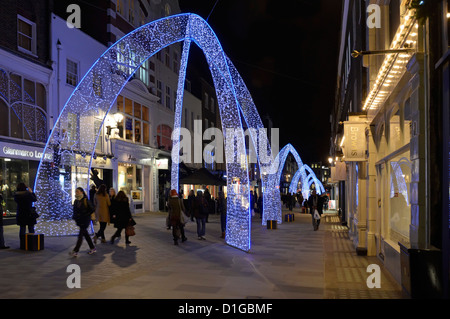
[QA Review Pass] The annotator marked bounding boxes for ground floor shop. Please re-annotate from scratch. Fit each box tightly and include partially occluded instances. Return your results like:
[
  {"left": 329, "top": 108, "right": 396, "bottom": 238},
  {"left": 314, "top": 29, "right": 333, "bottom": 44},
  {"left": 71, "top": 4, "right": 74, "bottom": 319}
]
[{"left": 0, "top": 140, "right": 43, "bottom": 224}]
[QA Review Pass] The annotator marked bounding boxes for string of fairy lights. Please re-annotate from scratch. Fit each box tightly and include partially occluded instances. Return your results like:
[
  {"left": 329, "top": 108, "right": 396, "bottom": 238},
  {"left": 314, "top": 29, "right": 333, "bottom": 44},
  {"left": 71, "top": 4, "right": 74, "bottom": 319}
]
[{"left": 35, "top": 13, "right": 323, "bottom": 252}]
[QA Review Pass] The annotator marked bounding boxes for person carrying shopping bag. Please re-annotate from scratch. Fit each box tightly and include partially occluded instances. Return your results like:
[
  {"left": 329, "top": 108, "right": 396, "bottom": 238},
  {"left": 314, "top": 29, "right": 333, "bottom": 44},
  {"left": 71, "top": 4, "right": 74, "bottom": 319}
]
[{"left": 110, "top": 191, "right": 134, "bottom": 245}]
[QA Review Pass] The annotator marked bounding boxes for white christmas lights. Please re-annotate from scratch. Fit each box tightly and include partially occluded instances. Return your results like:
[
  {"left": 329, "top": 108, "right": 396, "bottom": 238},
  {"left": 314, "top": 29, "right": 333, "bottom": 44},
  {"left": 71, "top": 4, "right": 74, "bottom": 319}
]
[{"left": 35, "top": 14, "right": 265, "bottom": 252}]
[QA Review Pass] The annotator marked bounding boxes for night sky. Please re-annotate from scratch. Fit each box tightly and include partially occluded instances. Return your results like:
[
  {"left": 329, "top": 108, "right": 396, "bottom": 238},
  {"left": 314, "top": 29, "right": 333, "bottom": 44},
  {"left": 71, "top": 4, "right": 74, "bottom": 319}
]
[{"left": 179, "top": 0, "right": 343, "bottom": 165}]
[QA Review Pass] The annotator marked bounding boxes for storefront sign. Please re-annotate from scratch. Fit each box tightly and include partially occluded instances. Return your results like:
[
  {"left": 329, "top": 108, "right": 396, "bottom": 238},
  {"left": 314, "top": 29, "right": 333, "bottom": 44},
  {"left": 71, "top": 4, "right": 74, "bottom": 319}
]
[
  {"left": 156, "top": 158, "right": 168, "bottom": 170},
  {"left": 1, "top": 143, "right": 51, "bottom": 161},
  {"left": 330, "top": 161, "right": 347, "bottom": 181},
  {"left": 343, "top": 122, "right": 367, "bottom": 162}
]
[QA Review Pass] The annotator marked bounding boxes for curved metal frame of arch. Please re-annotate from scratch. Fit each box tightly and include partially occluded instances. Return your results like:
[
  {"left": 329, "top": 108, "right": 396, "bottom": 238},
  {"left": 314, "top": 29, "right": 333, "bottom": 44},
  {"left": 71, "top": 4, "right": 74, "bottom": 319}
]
[{"left": 33, "top": 13, "right": 281, "bottom": 252}]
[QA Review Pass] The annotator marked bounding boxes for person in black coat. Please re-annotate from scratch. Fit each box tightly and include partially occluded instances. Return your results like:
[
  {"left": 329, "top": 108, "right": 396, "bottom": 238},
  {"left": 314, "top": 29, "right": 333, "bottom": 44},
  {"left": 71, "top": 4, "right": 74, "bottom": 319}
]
[
  {"left": 14, "top": 183, "right": 37, "bottom": 249},
  {"left": 0, "top": 193, "right": 9, "bottom": 249},
  {"left": 70, "top": 187, "right": 96, "bottom": 257},
  {"left": 308, "top": 190, "right": 324, "bottom": 231},
  {"left": 193, "top": 191, "right": 208, "bottom": 240},
  {"left": 187, "top": 190, "right": 195, "bottom": 221},
  {"left": 110, "top": 191, "right": 133, "bottom": 245}
]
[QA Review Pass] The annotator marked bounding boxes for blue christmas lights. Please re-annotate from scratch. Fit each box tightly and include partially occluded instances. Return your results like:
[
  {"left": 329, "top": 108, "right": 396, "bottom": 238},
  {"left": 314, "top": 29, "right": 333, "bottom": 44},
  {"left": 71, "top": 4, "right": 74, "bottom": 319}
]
[{"left": 35, "top": 13, "right": 276, "bottom": 252}]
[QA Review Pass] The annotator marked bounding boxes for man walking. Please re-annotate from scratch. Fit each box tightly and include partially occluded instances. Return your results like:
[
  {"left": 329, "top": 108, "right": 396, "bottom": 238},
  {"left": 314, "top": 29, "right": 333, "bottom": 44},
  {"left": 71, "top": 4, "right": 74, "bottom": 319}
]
[{"left": 308, "top": 190, "right": 323, "bottom": 231}]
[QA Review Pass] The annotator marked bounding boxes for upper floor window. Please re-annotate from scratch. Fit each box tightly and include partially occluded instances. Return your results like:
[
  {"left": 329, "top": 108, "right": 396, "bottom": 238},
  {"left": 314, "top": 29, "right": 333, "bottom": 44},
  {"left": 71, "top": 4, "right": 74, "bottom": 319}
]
[
  {"left": 116, "top": 0, "right": 124, "bottom": 16},
  {"left": 0, "top": 68, "right": 47, "bottom": 142},
  {"left": 17, "top": 15, "right": 36, "bottom": 56},
  {"left": 66, "top": 59, "right": 79, "bottom": 87}
]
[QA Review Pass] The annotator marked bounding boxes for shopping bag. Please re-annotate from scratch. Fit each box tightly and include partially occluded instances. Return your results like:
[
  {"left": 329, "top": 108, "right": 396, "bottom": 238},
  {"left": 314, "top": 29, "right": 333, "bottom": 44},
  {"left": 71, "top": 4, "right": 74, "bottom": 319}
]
[
  {"left": 313, "top": 209, "right": 321, "bottom": 220},
  {"left": 125, "top": 226, "right": 136, "bottom": 236}
]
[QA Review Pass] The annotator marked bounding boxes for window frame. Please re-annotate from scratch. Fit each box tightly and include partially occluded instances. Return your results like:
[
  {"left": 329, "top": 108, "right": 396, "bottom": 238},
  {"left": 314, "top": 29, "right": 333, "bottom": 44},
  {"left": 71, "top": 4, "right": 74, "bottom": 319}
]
[
  {"left": 66, "top": 58, "right": 79, "bottom": 87},
  {"left": 17, "top": 15, "right": 37, "bottom": 56}
]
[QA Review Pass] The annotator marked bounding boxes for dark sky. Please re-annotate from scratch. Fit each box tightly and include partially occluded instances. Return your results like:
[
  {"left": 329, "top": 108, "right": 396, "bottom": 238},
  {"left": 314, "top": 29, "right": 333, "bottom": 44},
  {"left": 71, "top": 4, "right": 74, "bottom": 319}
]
[{"left": 179, "top": 0, "right": 343, "bottom": 165}]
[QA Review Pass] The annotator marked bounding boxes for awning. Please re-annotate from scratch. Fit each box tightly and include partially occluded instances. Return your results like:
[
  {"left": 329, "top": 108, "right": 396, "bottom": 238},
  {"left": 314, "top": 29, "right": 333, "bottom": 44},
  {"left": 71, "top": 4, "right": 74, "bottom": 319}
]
[{"left": 179, "top": 167, "right": 226, "bottom": 186}]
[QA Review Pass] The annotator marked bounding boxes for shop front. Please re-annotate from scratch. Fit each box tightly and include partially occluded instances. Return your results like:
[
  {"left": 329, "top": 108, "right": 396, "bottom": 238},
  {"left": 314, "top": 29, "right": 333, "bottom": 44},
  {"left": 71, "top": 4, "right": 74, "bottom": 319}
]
[
  {"left": 0, "top": 141, "right": 46, "bottom": 225},
  {"left": 111, "top": 139, "right": 160, "bottom": 214}
]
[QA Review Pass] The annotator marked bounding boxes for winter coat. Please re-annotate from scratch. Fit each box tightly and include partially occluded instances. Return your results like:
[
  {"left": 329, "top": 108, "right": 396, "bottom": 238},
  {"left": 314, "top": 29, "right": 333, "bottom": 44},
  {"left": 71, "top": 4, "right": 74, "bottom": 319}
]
[
  {"left": 14, "top": 191, "right": 37, "bottom": 226},
  {"left": 168, "top": 196, "right": 186, "bottom": 226},
  {"left": 308, "top": 195, "right": 324, "bottom": 215},
  {"left": 217, "top": 196, "right": 227, "bottom": 215},
  {"left": 94, "top": 193, "right": 111, "bottom": 223},
  {"left": 193, "top": 195, "right": 208, "bottom": 219},
  {"left": 72, "top": 196, "right": 94, "bottom": 228},
  {"left": 110, "top": 197, "right": 132, "bottom": 229},
  {"left": 186, "top": 194, "right": 195, "bottom": 216}
]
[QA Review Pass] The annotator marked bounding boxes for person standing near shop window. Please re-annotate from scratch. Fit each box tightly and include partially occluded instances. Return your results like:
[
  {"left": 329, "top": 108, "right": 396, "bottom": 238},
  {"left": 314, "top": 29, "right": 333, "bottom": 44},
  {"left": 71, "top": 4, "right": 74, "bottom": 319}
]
[
  {"left": 0, "top": 193, "right": 9, "bottom": 249},
  {"left": 14, "top": 183, "right": 37, "bottom": 249},
  {"left": 93, "top": 184, "right": 111, "bottom": 244}
]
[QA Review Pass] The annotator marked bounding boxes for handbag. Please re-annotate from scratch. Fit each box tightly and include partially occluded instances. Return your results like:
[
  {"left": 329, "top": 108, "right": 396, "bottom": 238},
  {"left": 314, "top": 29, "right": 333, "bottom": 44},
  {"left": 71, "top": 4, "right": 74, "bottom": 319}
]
[
  {"left": 125, "top": 225, "right": 135, "bottom": 236},
  {"left": 313, "top": 209, "right": 321, "bottom": 220},
  {"left": 30, "top": 207, "right": 40, "bottom": 219}
]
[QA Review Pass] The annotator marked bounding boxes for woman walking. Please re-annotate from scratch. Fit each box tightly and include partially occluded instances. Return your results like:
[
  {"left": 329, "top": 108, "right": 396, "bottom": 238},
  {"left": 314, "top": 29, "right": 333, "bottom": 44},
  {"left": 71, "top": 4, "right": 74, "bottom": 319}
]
[
  {"left": 14, "top": 183, "right": 37, "bottom": 249},
  {"left": 167, "top": 189, "right": 187, "bottom": 245},
  {"left": 93, "top": 184, "right": 111, "bottom": 243},
  {"left": 110, "top": 191, "right": 133, "bottom": 245},
  {"left": 70, "top": 187, "right": 96, "bottom": 257}
]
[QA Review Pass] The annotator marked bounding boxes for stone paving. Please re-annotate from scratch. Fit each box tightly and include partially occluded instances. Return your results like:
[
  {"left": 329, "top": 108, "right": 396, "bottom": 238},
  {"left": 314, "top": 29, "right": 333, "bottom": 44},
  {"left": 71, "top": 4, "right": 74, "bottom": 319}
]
[{"left": 0, "top": 207, "right": 403, "bottom": 299}]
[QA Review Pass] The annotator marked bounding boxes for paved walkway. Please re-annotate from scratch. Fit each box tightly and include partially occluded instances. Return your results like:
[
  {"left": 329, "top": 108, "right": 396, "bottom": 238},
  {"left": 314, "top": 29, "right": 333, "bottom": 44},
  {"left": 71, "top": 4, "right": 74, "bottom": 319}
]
[{"left": 0, "top": 207, "right": 402, "bottom": 299}]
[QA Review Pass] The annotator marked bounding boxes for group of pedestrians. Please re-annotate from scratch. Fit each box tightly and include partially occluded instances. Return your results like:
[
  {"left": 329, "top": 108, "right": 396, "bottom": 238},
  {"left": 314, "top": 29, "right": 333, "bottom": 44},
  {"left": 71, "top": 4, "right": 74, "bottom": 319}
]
[
  {"left": 167, "top": 189, "right": 228, "bottom": 245},
  {"left": 70, "top": 184, "right": 134, "bottom": 257}
]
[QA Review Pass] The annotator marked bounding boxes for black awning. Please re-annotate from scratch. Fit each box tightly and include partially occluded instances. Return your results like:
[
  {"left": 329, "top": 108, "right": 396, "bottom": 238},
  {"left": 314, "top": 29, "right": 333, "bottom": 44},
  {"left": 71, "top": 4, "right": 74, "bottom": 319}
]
[{"left": 179, "top": 167, "right": 226, "bottom": 186}]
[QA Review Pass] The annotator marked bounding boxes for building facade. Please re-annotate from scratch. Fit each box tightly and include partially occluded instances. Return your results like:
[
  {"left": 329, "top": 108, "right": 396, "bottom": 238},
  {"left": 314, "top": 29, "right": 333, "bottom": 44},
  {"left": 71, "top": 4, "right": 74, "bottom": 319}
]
[
  {"left": 331, "top": 0, "right": 449, "bottom": 297},
  {"left": 0, "top": 0, "right": 53, "bottom": 224}
]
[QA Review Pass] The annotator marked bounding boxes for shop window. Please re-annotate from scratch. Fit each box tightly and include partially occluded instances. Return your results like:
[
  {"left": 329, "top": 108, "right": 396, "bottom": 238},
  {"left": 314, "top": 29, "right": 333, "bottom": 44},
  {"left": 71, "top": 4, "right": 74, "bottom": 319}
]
[
  {"left": 388, "top": 152, "right": 411, "bottom": 246},
  {"left": 0, "top": 158, "right": 30, "bottom": 219},
  {"left": 118, "top": 163, "right": 142, "bottom": 196},
  {"left": 389, "top": 107, "right": 401, "bottom": 151}
]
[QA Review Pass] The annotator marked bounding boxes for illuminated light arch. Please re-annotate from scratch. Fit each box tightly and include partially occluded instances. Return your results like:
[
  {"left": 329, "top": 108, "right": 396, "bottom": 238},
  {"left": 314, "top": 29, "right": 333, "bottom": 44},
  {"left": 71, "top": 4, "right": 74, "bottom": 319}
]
[
  {"left": 34, "top": 13, "right": 269, "bottom": 252},
  {"left": 171, "top": 49, "right": 282, "bottom": 228},
  {"left": 267, "top": 144, "right": 307, "bottom": 224},
  {"left": 289, "top": 164, "right": 325, "bottom": 199}
]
